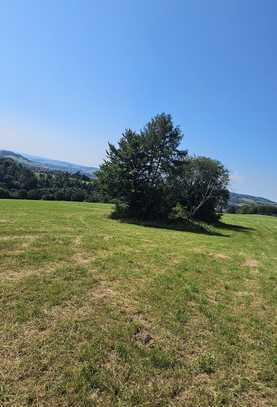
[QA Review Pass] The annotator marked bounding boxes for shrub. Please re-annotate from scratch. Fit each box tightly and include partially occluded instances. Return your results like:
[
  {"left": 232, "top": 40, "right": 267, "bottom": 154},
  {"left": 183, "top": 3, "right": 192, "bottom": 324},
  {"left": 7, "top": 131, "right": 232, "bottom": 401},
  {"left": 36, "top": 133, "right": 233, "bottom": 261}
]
[
  {"left": 111, "top": 200, "right": 130, "bottom": 219},
  {"left": 169, "top": 203, "right": 189, "bottom": 221}
]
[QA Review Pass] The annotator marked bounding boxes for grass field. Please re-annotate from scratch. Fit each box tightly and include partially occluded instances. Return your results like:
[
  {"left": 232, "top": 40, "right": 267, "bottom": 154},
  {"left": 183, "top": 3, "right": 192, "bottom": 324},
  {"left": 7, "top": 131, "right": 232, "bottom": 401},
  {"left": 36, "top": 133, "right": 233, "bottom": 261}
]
[{"left": 0, "top": 200, "right": 276, "bottom": 406}]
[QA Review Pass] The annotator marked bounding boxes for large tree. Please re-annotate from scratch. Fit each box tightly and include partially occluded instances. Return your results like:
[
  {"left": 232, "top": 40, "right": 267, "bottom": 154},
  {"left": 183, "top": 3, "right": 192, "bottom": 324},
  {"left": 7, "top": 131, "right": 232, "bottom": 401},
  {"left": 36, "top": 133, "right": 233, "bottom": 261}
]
[
  {"left": 97, "top": 114, "right": 230, "bottom": 222},
  {"left": 169, "top": 156, "right": 230, "bottom": 221},
  {"left": 97, "top": 114, "right": 186, "bottom": 219}
]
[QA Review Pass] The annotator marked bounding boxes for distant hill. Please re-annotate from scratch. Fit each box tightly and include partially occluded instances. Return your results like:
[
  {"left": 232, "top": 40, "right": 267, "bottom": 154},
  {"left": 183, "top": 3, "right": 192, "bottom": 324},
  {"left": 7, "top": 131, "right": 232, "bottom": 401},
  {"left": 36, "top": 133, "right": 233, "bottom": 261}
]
[
  {"left": 0, "top": 150, "right": 33, "bottom": 165},
  {"left": 0, "top": 150, "right": 97, "bottom": 177},
  {"left": 229, "top": 192, "right": 277, "bottom": 207}
]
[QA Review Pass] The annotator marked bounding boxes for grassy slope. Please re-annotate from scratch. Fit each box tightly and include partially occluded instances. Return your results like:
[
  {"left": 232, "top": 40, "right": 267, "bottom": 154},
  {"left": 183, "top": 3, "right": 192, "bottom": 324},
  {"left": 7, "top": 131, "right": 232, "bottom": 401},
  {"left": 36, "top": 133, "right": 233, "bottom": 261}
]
[{"left": 0, "top": 200, "right": 276, "bottom": 407}]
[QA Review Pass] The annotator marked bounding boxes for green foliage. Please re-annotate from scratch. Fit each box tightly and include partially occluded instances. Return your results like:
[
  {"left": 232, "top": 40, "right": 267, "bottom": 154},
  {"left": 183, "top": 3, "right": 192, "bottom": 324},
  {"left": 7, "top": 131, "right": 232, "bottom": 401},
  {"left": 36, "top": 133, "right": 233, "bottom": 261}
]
[
  {"left": 238, "top": 203, "right": 277, "bottom": 216},
  {"left": 0, "top": 158, "right": 101, "bottom": 202},
  {"left": 111, "top": 200, "right": 130, "bottom": 218},
  {"left": 97, "top": 113, "right": 185, "bottom": 220},
  {"left": 169, "top": 202, "right": 189, "bottom": 221},
  {"left": 198, "top": 352, "right": 217, "bottom": 374},
  {"left": 226, "top": 205, "right": 238, "bottom": 214},
  {"left": 97, "top": 113, "right": 229, "bottom": 222},
  {"left": 227, "top": 203, "right": 277, "bottom": 216},
  {"left": 0, "top": 187, "right": 10, "bottom": 198},
  {"left": 169, "top": 156, "right": 229, "bottom": 222}
]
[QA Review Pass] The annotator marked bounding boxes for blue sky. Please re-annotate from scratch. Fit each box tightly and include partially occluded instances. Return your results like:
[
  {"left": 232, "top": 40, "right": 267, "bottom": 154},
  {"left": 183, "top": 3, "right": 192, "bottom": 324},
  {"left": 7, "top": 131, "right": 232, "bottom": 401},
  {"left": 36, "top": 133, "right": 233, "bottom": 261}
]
[{"left": 0, "top": 0, "right": 276, "bottom": 200}]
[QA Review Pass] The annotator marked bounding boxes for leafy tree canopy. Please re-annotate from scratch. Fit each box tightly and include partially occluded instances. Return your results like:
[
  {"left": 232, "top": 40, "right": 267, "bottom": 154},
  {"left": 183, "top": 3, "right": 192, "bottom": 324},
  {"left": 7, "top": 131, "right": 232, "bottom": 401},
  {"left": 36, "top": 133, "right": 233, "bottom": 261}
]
[
  {"left": 97, "top": 114, "right": 230, "bottom": 222},
  {"left": 0, "top": 158, "right": 101, "bottom": 202}
]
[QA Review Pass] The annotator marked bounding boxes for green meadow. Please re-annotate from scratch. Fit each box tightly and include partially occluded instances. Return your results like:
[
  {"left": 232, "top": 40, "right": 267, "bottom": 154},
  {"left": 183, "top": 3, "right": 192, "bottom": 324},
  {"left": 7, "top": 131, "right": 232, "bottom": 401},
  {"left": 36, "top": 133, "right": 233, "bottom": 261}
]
[{"left": 0, "top": 200, "right": 276, "bottom": 406}]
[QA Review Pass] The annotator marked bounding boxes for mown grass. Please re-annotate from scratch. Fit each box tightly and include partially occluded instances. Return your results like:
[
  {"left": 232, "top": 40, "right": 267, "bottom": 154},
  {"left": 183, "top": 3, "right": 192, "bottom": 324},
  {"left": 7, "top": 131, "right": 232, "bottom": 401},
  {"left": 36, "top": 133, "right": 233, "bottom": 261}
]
[{"left": 0, "top": 200, "right": 276, "bottom": 406}]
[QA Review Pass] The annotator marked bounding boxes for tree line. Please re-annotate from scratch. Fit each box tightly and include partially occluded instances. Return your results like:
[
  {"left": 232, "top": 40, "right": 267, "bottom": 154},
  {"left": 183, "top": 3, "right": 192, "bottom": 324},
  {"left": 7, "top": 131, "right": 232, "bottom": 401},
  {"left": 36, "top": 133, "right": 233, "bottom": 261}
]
[
  {"left": 227, "top": 203, "right": 277, "bottom": 216},
  {"left": 0, "top": 158, "right": 101, "bottom": 202}
]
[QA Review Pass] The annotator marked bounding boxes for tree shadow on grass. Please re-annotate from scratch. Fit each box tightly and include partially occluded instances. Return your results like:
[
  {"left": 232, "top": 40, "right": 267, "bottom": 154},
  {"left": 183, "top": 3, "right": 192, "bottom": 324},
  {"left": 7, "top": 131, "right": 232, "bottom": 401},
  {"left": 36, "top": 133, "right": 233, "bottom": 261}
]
[
  {"left": 114, "top": 217, "right": 226, "bottom": 237},
  {"left": 215, "top": 221, "right": 255, "bottom": 233},
  {"left": 113, "top": 217, "right": 255, "bottom": 238}
]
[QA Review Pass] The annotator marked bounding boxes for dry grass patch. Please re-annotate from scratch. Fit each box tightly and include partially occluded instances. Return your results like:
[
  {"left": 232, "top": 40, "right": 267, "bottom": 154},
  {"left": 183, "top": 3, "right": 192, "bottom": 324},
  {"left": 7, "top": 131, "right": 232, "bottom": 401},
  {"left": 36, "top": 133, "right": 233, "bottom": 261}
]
[
  {"left": 244, "top": 258, "right": 260, "bottom": 269},
  {"left": 209, "top": 252, "right": 230, "bottom": 260}
]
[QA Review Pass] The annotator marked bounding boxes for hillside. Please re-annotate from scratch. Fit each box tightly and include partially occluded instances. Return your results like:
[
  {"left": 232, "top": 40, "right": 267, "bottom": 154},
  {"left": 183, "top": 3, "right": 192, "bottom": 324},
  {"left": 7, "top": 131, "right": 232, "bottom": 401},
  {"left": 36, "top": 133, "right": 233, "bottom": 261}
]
[
  {"left": 0, "top": 157, "right": 99, "bottom": 201},
  {"left": 0, "top": 200, "right": 276, "bottom": 406},
  {"left": 229, "top": 192, "right": 276, "bottom": 207},
  {"left": 0, "top": 150, "right": 33, "bottom": 166},
  {"left": 23, "top": 152, "right": 97, "bottom": 176},
  {"left": 0, "top": 150, "right": 97, "bottom": 176}
]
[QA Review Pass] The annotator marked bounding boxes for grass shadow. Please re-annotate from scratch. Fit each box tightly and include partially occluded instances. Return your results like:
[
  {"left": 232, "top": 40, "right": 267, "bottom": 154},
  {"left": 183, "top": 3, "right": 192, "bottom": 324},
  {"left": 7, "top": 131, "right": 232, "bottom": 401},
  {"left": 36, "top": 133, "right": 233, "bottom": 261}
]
[
  {"left": 113, "top": 217, "right": 228, "bottom": 237},
  {"left": 111, "top": 215, "right": 255, "bottom": 237},
  {"left": 215, "top": 221, "right": 255, "bottom": 233}
]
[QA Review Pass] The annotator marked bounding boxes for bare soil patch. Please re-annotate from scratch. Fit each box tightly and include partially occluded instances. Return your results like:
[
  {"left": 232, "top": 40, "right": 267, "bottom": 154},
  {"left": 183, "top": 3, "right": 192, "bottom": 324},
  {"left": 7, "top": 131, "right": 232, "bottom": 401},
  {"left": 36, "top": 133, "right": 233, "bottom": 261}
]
[{"left": 244, "top": 259, "right": 259, "bottom": 269}]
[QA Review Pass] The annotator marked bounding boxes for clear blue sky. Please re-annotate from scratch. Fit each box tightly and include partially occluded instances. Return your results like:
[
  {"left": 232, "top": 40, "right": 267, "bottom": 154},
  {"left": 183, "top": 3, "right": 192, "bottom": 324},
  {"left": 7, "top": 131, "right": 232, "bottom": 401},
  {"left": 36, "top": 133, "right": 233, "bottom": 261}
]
[{"left": 0, "top": 0, "right": 276, "bottom": 200}]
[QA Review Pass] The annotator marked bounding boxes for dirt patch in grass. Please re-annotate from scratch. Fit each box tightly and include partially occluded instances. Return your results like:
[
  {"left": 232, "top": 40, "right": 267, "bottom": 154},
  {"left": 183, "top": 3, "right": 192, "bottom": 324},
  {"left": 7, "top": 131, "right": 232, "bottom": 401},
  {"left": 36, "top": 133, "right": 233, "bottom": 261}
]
[
  {"left": 244, "top": 259, "right": 259, "bottom": 269},
  {"left": 72, "top": 235, "right": 96, "bottom": 266},
  {"left": 208, "top": 252, "right": 230, "bottom": 261},
  {"left": 72, "top": 252, "right": 94, "bottom": 266},
  {"left": 0, "top": 235, "right": 39, "bottom": 241},
  {"left": 0, "top": 261, "right": 65, "bottom": 282},
  {"left": 191, "top": 247, "right": 206, "bottom": 254},
  {"left": 93, "top": 283, "right": 115, "bottom": 299}
]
